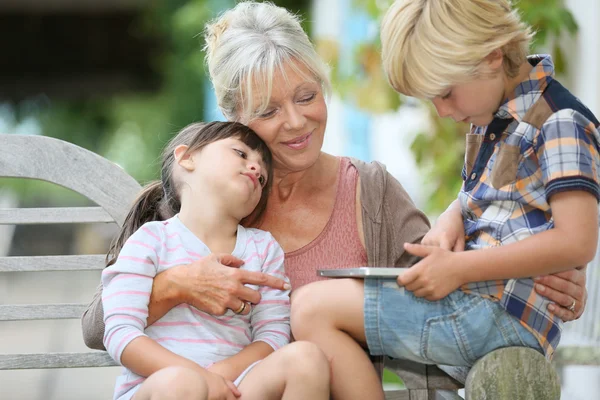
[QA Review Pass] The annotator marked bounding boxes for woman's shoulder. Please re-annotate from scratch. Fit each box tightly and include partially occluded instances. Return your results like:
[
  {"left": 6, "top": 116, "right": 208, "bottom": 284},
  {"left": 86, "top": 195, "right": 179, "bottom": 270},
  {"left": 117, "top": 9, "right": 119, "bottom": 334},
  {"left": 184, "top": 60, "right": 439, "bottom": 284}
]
[{"left": 347, "top": 157, "right": 387, "bottom": 181}]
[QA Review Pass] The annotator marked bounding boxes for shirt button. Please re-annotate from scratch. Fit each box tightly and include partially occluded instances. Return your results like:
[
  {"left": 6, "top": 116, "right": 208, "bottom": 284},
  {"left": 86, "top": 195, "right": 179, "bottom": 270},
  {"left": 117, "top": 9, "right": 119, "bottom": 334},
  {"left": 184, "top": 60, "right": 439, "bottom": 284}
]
[
  {"left": 470, "top": 172, "right": 477, "bottom": 180},
  {"left": 489, "top": 133, "right": 496, "bottom": 140}
]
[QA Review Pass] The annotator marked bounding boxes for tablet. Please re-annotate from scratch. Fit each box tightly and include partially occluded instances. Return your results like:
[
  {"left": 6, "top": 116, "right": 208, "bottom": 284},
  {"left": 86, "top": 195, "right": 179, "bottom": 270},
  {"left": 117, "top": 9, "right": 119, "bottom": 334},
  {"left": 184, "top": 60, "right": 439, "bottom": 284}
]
[{"left": 317, "top": 267, "right": 407, "bottom": 278}]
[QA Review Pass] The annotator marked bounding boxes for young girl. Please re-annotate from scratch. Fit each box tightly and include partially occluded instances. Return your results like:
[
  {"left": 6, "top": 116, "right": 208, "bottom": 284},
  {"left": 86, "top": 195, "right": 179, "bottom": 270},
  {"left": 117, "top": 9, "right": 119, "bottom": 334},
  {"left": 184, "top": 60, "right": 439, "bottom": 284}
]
[{"left": 102, "top": 121, "right": 330, "bottom": 400}]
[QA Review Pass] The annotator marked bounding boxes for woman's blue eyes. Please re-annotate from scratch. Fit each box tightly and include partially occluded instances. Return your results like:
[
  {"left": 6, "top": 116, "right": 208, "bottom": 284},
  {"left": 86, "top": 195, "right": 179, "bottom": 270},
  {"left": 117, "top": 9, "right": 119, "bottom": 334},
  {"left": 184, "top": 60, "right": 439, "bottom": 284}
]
[
  {"left": 300, "top": 93, "right": 316, "bottom": 102},
  {"left": 258, "top": 92, "right": 317, "bottom": 119}
]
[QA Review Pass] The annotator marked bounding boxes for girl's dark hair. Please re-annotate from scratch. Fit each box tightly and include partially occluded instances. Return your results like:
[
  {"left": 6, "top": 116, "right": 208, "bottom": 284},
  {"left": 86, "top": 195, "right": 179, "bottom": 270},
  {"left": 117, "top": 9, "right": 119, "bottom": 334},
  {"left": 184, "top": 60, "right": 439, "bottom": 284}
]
[{"left": 106, "top": 121, "right": 273, "bottom": 267}]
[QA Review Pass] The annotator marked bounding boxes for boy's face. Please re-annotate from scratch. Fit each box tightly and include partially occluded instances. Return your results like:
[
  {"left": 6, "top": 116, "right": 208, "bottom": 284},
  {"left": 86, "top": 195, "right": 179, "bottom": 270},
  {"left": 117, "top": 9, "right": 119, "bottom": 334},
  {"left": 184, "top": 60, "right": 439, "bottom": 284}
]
[
  {"left": 430, "top": 54, "right": 506, "bottom": 127},
  {"left": 431, "top": 73, "right": 505, "bottom": 127}
]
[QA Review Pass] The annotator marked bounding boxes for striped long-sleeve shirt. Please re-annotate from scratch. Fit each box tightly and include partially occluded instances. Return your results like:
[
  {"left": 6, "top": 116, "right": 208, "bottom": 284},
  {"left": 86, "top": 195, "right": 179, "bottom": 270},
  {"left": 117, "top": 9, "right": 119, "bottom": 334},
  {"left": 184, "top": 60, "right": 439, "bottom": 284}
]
[{"left": 102, "top": 215, "right": 290, "bottom": 400}]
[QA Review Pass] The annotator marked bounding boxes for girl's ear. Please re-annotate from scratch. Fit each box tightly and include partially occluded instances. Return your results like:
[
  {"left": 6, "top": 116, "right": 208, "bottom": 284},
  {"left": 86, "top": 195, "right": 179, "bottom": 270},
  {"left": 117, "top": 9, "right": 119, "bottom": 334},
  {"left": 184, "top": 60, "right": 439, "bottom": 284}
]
[{"left": 174, "top": 145, "right": 195, "bottom": 171}]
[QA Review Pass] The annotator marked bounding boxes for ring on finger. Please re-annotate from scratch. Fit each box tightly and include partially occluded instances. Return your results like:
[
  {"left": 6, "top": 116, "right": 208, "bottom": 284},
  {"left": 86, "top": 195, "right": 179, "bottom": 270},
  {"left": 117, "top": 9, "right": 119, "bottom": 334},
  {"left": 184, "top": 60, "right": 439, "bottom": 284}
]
[
  {"left": 568, "top": 300, "right": 576, "bottom": 312},
  {"left": 234, "top": 302, "right": 247, "bottom": 314}
]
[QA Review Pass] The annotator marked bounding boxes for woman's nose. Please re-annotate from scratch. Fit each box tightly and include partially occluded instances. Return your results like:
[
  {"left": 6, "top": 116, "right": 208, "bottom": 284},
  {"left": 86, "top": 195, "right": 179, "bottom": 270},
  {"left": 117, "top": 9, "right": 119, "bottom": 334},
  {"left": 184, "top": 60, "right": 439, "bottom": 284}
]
[{"left": 283, "top": 105, "right": 307, "bottom": 131}]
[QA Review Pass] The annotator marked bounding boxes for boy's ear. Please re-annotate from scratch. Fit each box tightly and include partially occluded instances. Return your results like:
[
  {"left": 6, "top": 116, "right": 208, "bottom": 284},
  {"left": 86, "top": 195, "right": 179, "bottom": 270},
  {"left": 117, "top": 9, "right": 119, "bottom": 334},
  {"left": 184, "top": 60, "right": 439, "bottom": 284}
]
[
  {"left": 174, "top": 145, "right": 195, "bottom": 171},
  {"left": 485, "top": 49, "right": 504, "bottom": 71}
]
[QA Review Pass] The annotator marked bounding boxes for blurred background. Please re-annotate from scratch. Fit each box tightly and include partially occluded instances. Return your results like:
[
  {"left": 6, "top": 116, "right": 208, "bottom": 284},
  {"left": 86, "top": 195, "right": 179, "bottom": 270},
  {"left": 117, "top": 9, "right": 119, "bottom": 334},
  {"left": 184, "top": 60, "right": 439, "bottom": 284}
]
[{"left": 0, "top": 0, "right": 598, "bottom": 399}]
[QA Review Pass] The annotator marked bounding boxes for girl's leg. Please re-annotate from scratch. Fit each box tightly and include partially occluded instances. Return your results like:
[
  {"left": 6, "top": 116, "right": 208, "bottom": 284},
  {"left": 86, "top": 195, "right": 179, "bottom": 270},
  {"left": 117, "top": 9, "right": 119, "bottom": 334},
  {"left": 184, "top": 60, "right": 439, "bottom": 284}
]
[
  {"left": 290, "top": 279, "right": 384, "bottom": 400},
  {"left": 236, "top": 341, "right": 330, "bottom": 400},
  {"left": 132, "top": 366, "right": 208, "bottom": 400}
]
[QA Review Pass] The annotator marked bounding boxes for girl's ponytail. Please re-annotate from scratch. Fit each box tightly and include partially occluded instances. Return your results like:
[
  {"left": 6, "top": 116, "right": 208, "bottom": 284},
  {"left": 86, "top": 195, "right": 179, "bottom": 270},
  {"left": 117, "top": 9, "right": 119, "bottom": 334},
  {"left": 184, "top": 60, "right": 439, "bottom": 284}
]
[{"left": 106, "top": 181, "right": 178, "bottom": 267}]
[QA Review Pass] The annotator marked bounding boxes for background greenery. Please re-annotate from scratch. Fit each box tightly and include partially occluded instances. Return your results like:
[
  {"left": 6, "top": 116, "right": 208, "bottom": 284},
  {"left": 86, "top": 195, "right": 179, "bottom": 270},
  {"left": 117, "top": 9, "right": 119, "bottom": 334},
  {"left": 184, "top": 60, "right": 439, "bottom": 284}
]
[
  {"left": 342, "top": 0, "right": 578, "bottom": 214},
  {"left": 3, "top": 0, "right": 578, "bottom": 212}
]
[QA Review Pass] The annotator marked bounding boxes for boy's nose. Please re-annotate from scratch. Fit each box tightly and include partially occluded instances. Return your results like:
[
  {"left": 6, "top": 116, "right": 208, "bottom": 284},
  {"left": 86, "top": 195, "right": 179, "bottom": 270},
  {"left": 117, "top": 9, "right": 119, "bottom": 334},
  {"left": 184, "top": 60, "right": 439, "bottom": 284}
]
[{"left": 432, "top": 98, "right": 452, "bottom": 118}]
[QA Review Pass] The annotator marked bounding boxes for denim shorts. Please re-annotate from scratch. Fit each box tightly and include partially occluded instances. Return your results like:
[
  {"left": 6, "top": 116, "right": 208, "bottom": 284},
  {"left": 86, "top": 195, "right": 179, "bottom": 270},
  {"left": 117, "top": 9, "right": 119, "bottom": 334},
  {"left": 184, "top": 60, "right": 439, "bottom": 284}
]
[{"left": 364, "top": 278, "right": 543, "bottom": 367}]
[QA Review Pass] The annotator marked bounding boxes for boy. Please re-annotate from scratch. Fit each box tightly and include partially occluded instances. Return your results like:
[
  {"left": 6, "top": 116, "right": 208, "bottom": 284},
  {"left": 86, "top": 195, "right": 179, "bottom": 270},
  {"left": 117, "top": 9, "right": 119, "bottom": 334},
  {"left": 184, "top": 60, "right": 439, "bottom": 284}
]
[{"left": 289, "top": 1, "right": 600, "bottom": 399}]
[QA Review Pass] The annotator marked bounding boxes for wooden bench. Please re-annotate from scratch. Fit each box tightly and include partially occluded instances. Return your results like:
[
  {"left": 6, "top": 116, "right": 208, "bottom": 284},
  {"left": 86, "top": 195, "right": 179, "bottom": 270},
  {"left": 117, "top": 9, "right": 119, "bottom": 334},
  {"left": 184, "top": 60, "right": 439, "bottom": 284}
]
[{"left": 0, "top": 134, "right": 561, "bottom": 399}]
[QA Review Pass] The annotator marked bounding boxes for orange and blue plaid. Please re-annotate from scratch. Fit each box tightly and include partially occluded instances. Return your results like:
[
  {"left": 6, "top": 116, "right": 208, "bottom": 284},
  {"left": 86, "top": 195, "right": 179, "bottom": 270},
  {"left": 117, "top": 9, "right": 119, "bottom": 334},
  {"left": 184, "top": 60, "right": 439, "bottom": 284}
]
[{"left": 458, "top": 55, "right": 600, "bottom": 358}]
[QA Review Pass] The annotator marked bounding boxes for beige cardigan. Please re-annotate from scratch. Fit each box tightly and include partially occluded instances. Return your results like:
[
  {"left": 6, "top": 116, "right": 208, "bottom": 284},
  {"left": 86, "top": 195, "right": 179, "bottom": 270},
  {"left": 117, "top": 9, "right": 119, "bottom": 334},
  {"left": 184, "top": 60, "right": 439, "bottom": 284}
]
[{"left": 81, "top": 157, "right": 431, "bottom": 350}]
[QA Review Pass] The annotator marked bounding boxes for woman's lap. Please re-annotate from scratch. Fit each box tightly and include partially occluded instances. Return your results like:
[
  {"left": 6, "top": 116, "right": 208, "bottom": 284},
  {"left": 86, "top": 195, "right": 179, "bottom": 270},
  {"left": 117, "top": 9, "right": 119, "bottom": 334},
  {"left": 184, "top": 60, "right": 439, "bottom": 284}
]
[{"left": 364, "top": 278, "right": 542, "bottom": 367}]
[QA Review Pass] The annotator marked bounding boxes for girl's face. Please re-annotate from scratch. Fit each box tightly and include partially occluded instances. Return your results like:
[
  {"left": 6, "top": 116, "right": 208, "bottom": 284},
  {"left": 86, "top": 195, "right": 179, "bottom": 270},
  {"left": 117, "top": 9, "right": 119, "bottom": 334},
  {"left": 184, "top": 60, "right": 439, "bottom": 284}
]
[
  {"left": 245, "top": 62, "right": 328, "bottom": 174},
  {"left": 177, "top": 137, "right": 268, "bottom": 218}
]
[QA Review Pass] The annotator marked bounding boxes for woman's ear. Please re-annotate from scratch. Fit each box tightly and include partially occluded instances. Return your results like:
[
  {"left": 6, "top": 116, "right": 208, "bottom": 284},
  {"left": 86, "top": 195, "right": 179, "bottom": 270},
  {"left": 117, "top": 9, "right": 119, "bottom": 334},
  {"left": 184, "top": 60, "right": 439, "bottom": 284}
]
[{"left": 174, "top": 145, "right": 195, "bottom": 171}]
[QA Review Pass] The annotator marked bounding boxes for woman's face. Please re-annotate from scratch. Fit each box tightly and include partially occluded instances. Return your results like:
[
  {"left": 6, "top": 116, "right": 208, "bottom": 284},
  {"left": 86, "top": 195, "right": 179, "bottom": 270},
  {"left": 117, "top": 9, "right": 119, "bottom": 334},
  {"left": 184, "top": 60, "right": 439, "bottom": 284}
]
[{"left": 245, "top": 62, "right": 328, "bottom": 174}]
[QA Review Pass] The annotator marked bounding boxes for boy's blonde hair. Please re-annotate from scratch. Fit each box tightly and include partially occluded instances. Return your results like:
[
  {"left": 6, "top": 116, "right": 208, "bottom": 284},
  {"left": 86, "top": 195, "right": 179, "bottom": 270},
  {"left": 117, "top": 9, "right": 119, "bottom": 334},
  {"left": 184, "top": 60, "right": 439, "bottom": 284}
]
[
  {"left": 381, "top": 0, "right": 533, "bottom": 99},
  {"left": 204, "top": 1, "right": 331, "bottom": 122}
]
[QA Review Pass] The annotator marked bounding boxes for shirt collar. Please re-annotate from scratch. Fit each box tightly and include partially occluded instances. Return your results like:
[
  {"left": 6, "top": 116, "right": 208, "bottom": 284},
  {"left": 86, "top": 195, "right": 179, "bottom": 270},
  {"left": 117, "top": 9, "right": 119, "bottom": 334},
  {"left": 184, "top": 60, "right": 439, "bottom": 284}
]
[{"left": 495, "top": 54, "right": 555, "bottom": 121}]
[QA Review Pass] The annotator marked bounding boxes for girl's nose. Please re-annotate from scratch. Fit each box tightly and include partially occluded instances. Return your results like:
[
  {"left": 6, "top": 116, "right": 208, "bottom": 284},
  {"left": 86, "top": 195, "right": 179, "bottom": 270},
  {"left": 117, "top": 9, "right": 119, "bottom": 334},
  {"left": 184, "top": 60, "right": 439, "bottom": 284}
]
[{"left": 249, "top": 163, "right": 261, "bottom": 176}]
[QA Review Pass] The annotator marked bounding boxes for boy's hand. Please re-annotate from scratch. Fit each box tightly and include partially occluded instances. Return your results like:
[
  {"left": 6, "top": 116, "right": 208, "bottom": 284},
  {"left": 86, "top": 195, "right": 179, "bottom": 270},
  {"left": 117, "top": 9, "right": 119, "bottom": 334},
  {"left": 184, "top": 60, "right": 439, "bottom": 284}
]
[
  {"left": 421, "top": 201, "right": 465, "bottom": 251},
  {"left": 399, "top": 243, "right": 464, "bottom": 300}
]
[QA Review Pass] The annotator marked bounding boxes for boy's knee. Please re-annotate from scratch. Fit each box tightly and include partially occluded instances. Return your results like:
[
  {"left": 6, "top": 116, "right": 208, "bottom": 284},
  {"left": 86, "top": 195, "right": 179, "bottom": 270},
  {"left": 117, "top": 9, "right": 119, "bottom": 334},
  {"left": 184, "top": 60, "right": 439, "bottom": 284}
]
[
  {"left": 149, "top": 366, "right": 208, "bottom": 400},
  {"left": 280, "top": 341, "right": 331, "bottom": 380},
  {"left": 290, "top": 284, "right": 324, "bottom": 335}
]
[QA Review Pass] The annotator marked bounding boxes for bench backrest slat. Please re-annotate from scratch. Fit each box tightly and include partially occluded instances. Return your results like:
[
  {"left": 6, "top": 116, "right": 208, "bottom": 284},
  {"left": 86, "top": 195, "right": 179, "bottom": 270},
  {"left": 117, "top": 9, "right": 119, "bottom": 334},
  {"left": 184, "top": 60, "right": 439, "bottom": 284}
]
[
  {"left": 0, "top": 352, "right": 117, "bottom": 370},
  {"left": 0, "top": 135, "right": 140, "bottom": 226},
  {"left": 0, "top": 207, "right": 115, "bottom": 224},
  {"left": 0, "top": 134, "right": 141, "bottom": 372},
  {"left": 0, "top": 304, "right": 89, "bottom": 321},
  {"left": 0, "top": 255, "right": 106, "bottom": 272}
]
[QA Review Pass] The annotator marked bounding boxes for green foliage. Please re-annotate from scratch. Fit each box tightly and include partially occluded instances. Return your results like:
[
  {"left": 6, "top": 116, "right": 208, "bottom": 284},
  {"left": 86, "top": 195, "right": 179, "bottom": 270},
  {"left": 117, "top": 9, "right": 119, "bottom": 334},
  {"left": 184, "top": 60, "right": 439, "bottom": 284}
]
[
  {"left": 3, "top": 0, "right": 309, "bottom": 204},
  {"left": 346, "top": 0, "right": 578, "bottom": 214}
]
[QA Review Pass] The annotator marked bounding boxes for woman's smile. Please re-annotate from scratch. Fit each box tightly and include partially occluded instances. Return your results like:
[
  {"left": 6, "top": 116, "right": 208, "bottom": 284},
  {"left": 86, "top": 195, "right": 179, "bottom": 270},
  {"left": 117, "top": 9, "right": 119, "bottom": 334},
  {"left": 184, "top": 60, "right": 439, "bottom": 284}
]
[{"left": 281, "top": 131, "right": 313, "bottom": 150}]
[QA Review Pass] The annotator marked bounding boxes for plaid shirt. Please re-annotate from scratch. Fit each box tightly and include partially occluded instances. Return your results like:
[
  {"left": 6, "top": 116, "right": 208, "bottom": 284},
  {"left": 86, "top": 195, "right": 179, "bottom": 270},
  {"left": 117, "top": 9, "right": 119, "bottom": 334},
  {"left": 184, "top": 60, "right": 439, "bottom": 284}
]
[{"left": 458, "top": 55, "right": 600, "bottom": 358}]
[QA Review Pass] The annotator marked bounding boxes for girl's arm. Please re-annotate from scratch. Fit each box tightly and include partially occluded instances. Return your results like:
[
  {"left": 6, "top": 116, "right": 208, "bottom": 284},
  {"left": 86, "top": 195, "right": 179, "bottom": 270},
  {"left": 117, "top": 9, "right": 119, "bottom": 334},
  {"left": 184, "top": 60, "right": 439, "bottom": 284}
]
[
  {"left": 121, "top": 335, "right": 209, "bottom": 377},
  {"left": 207, "top": 341, "right": 275, "bottom": 382},
  {"left": 401, "top": 190, "right": 598, "bottom": 300}
]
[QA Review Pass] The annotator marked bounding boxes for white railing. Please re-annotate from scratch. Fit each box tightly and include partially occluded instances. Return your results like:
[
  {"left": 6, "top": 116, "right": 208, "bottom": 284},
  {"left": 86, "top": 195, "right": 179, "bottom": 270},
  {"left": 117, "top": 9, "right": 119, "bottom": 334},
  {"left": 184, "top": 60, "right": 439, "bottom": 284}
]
[{"left": 561, "top": 244, "right": 600, "bottom": 347}]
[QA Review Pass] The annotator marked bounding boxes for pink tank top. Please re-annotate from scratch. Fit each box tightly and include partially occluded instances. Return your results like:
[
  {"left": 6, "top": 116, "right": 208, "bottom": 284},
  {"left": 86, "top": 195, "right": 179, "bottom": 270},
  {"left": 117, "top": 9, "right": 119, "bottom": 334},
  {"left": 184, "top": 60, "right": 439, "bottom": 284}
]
[{"left": 284, "top": 157, "right": 368, "bottom": 289}]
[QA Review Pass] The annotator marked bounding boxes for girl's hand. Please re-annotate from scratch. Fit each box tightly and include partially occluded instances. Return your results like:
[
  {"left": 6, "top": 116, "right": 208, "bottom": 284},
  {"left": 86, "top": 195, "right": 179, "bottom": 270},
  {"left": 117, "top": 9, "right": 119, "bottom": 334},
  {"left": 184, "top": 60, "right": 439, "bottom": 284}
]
[
  {"left": 421, "top": 201, "right": 465, "bottom": 251},
  {"left": 207, "top": 361, "right": 238, "bottom": 382},
  {"left": 534, "top": 265, "right": 588, "bottom": 321},
  {"left": 398, "top": 243, "right": 464, "bottom": 300},
  {"left": 203, "top": 370, "right": 241, "bottom": 400}
]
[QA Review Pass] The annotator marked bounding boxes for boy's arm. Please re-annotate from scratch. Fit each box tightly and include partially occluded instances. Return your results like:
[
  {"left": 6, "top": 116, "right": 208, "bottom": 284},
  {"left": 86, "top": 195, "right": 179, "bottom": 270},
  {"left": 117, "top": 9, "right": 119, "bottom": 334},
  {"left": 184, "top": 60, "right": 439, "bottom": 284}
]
[
  {"left": 456, "top": 190, "right": 597, "bottom": 281},
  {"left": 421, "top": 199, "right": 465, "bottom": 251},
  {"left": 401, "top": 190, "right": 597, "bottom": 300},
  {"left": 209, "top": 234, "right": 290, "bottom": 382}
]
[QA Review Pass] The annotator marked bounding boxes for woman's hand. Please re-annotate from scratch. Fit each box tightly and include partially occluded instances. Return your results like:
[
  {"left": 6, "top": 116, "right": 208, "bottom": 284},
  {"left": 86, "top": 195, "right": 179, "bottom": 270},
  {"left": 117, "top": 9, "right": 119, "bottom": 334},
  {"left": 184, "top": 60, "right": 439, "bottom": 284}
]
[
  {"left": 534, "top": 265, "right": 588, "bottom": 321},
  {"left": 147, "top": 253, "right": 290, "bottom": 324},
  {"left": 421, "top": 200, "right": 465, "bottom": 251}
]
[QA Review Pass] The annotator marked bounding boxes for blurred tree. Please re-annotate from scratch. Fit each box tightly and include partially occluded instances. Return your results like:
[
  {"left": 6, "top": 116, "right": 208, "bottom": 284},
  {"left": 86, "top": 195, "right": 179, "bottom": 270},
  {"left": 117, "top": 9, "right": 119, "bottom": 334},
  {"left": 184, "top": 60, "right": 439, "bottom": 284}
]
[
  {"left": 2, "top": 0, "right": 309, "bottom": 204},
  {"left": 344, "top": 0, "right": 578, "bottom": 214}
]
